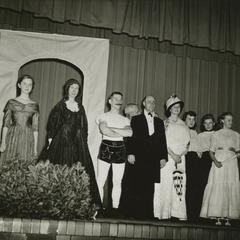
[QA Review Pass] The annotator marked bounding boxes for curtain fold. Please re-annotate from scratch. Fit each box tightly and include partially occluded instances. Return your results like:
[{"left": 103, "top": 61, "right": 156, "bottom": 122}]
[
  {"left": 0, "top": 6, "right": 240, "bottom": 131},
  {"left": 105, "top": 45, "right": 240, "bottom": 130},
  {"left": 1, "top": 8, "right": 240, "bottom": 65},
  {"left": 1, "top": 0, "right": 240, "bottom": 54}
]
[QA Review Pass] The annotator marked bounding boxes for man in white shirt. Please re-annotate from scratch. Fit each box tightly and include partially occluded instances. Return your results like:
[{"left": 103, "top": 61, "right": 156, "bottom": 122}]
[{"left": 96, "top": 92, "right": 132, "bottom": 217}]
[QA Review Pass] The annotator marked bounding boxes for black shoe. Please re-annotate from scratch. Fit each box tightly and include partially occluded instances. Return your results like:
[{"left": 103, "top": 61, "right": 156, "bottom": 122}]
[
  {"left": 96, "top": 208, "right": 106, "bottom": 218},
  {"left": 187, "top": 218, "right": 199, "bottom": 224},
  {"left": 109, "top": 208, "right": 125, "bottom": 219}
]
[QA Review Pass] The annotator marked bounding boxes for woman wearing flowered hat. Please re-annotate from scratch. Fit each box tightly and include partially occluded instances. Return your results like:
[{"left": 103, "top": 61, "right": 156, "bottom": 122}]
[{"left": 154, "top": 94, "right": 190, "bottom": 220}]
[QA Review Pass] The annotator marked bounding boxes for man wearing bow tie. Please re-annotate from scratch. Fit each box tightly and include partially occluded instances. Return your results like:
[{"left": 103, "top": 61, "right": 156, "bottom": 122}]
[{"left": 126, "top": 95, "right": 168, "bottom": 220}]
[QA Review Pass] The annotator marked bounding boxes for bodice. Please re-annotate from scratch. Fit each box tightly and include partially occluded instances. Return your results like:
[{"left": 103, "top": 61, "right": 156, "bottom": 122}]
[{"left": 3, "top": 99, "right": 39, "bottom": 130}]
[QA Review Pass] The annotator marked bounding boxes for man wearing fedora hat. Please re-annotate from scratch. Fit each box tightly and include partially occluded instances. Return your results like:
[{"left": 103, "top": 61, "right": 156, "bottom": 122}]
[{"left": 126, "top": 95, "right": 168, "bottom": 220}]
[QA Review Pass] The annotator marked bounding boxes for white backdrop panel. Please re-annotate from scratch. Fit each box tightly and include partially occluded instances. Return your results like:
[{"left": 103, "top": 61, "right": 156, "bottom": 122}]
[{"left": 0, "top": 29, "right": 109, "bottom": 171}]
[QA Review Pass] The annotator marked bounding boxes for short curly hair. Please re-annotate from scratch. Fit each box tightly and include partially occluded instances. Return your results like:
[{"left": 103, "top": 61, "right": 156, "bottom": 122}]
[
  {"left": 182, "top": 111, "right": 197, "bottom": 129},
  {"left": 200, "top": 113, "right": 215, "bottom": 132}
]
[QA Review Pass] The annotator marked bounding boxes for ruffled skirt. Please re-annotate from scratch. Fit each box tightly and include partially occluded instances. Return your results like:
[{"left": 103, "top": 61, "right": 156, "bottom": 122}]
[{"left": 200, "top": 152, "right": 240, "bottom": 219}]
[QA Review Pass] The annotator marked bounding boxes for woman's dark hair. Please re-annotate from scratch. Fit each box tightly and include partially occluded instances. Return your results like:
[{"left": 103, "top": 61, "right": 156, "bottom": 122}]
[
  {"left": 215, "top": 112, "right": 233, "bottom": 130},
  {"left": 63, "top": 78, "right": 82, "bottom": 103},
  {"left": 16, "top": 74, "right": 35, "bottom": 96},
  {"left": 182, "top": 111, "right": 197, "bottom": 129},
  {"left": 200, "top": 113, "right": 215, "bottom": 132},
  {"left": 106, "top": 91, "right": 123, "bottom": 110}
]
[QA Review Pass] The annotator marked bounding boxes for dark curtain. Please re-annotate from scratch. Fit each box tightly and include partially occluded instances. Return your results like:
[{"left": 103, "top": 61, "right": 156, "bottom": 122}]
[
  {"left": 106, "top": 44, "right": 240, "bottom": 130},
  {"left": 0, "top": 5, "right": 240, "bottom": 132},
  {"left": 1, "top": 0, "right": 240, "bottom": 55},
  {"left": 0, "top": 7, "right": 240, "bottom": 63}
]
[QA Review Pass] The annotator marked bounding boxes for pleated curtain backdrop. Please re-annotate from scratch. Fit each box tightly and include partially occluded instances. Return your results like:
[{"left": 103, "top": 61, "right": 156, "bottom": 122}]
[
  {"left": 0, "top": 4, "right": 240, "bottom": 131},
  {"left": 1, "top": 0, "right": 240, "bottom": 54},
  {"left": 106, "top": 44, "right": 240, "bottom": 129}
]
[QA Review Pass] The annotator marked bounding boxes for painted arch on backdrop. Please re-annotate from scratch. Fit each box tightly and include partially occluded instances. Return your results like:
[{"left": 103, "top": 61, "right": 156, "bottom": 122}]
[{"left": 0, "top": 29, "right": 109, "bottom": 170}]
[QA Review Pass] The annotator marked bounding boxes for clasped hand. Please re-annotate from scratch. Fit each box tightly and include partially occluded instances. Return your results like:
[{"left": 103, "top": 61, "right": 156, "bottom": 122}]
[
  {"left": 172, "top": 153, "right": 181, "bottom": 163},
  {"left": 127, "top": 154, "right": 135, "bottom": 164},
  {"left": 160, "top": 159, "right": 167, "bottom": 168},
  {"left": 213, "top": 160, "right": 222, "bottom": 168}
]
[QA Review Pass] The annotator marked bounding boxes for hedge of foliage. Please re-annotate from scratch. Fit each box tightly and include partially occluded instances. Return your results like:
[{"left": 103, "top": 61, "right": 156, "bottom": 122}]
[{"left": 0, "top": 158, "right": 95, "bottom": 220}]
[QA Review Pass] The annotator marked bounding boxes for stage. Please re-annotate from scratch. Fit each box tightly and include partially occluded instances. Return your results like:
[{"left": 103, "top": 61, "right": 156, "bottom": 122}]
[{"left": 0, "top": 217, "right": 239, "bottom": 240}]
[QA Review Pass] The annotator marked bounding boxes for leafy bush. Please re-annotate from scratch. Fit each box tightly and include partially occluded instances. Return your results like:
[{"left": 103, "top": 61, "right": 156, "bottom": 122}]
[{"left": 0, "top": 158, "right": 95, "bottom": 219}]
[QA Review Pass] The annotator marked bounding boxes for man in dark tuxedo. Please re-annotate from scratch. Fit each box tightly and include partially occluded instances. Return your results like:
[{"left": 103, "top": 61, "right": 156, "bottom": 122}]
[{"left": 126, "top": 95, "right": 168, "bottom": 220}]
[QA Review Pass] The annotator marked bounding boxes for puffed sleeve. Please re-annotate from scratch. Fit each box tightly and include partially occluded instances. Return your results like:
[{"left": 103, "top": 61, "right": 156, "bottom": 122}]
[
  {"left": 210, "top": 132, "right": 217, "bottom": 152},
  {"left": 47, "top": 102, "right": 63, "bottom": 139},
  {"left": 32, "top": 104, "right": 40, "bottom": 132},
  {"left": 3, "top": 101, "right": 12, "bottom": 128}
]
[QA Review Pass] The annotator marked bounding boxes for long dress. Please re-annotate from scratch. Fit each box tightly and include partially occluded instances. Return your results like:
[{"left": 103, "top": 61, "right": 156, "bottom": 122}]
[
  {"left": 200, "top": 129, "right": 240, "bottom": 219},
  {"left": 197, "top": 131, "right": 214, "bottom": 217},
  {"left": 154, "top": 118, "right": 190, "bottom": 219},
  {"left": 38, "top": 100, "right": 101, "bottom": 207},
  {"left": 0, "top": 99, "right": 39, "bottom": 164}
]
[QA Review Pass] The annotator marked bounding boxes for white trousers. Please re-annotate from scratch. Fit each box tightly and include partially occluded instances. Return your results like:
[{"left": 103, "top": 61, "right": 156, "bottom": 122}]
[{"left": 97, "top": 159, "right": 125, "bottom": 208}]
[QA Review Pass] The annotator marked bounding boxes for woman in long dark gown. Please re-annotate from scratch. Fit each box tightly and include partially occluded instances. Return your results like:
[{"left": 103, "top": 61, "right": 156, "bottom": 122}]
[{"left": 39, "top": 78, "right": 101, "bottom": 209}]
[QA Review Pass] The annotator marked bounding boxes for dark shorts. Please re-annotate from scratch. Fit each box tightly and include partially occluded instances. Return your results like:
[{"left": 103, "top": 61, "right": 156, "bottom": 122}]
[{"left": 98, "top": 140, "right": 126, "bottom": 164}]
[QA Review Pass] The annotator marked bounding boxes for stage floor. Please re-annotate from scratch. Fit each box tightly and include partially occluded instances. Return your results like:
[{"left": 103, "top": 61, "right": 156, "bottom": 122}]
[
  {"left": 94, "top": 217, "right": 240, "bottom": 239},
  {"left": 0, "top": 216, "right": 239, "bottom": 240}
]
